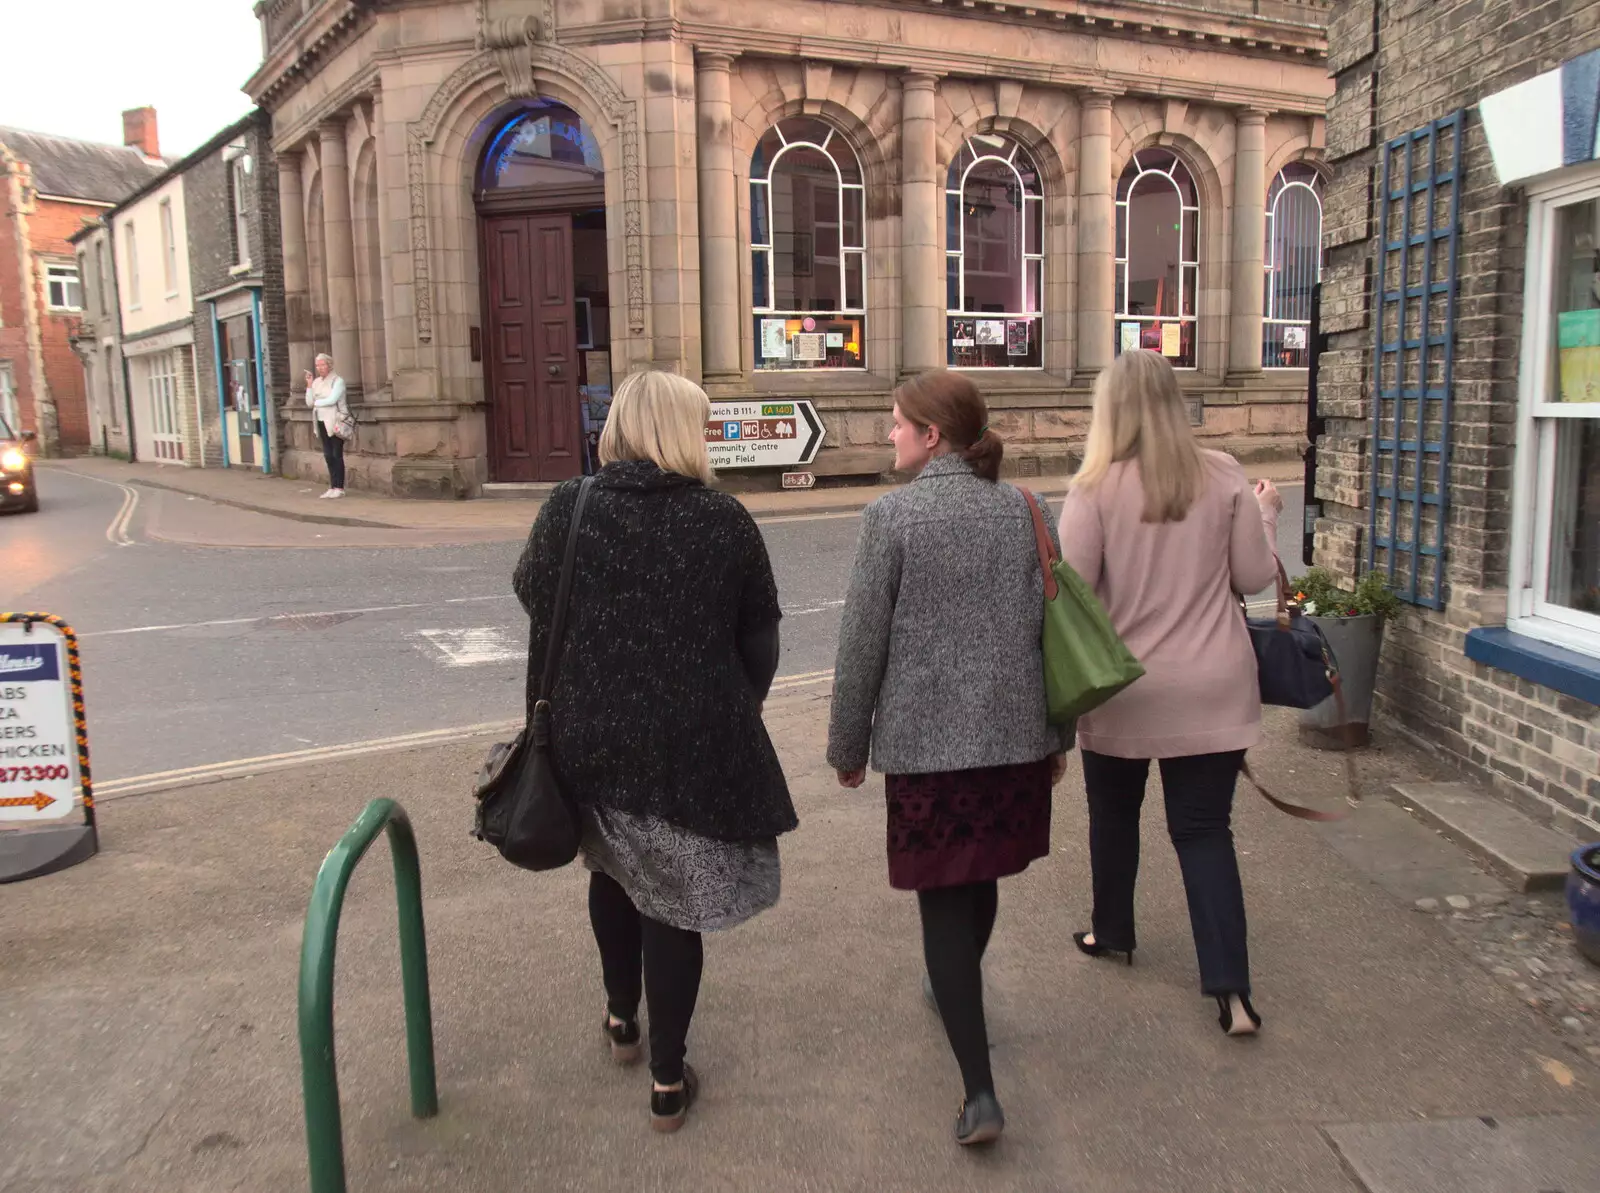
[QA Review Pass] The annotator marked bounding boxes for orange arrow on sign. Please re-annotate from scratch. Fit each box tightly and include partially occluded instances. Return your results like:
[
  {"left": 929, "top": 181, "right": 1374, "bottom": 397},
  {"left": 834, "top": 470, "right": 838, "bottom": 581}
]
[{"left": 0, "top": 791, "right": 56, "bottom": 812}]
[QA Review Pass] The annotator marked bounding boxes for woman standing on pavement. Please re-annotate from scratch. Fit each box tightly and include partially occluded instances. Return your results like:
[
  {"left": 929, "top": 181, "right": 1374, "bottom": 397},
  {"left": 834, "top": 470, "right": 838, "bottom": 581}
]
[
  {"left": 1057, "top": 349, "right": 1282, "bottom": 1037},
  {"left": 512, "top": 369, "right": 797, "bottom": 1133},
  {"left": 304, "top": 353, "right": 350, "bottom": 499},
  {"left": 827, "top": 369, "right": 1070, "bottom": 1147}
]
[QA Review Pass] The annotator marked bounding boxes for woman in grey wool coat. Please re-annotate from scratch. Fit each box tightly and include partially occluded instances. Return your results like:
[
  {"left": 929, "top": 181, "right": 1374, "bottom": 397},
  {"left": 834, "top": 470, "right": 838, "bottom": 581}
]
[{"left": 827, "top": 369, "right": 1071, "bottom": 1147}]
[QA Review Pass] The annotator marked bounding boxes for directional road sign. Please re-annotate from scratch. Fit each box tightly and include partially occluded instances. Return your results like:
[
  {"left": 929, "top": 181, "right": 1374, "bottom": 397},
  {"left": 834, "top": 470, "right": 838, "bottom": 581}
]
[{"left": 705, "top": 400, "right": 825, "bottom": 471}]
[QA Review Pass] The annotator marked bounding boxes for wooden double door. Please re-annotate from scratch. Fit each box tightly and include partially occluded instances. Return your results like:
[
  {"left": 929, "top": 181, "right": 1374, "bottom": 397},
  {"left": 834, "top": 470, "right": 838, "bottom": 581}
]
[{"left": 479, "top": 211, "right": 583, "bottom": 483}]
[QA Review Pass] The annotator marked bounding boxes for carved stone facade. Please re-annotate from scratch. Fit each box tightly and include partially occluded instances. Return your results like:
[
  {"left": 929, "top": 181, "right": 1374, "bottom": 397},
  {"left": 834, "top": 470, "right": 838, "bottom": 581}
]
[{"left": 246, "top": 0, "right": 1332, "bottom": 497}]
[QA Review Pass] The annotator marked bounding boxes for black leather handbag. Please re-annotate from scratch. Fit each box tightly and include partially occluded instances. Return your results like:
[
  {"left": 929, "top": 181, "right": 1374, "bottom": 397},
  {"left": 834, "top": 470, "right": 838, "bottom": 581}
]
[{"left": 472, "top": 476, "right": 596, "bottom": 870}]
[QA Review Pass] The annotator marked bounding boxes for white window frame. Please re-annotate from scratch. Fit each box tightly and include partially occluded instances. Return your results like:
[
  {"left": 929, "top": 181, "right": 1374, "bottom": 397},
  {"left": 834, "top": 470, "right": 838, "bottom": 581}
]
[
  {"left": 159, "top": 198, "right": 178, "bottom": 297},
  {"left": 1507, "top": 159, "right": 1600, "bottom": 659},
  {"left": 0, "top": 361, "right": 17, "bottom": 429},
  {"left": 749, "top": 119, "right": 867, "bottom": 370},
  {"left": 943, "top": 132, "right": 1045, "bottom": 370},
  {"left": 45, "top": 261, "right": 82, "bottom": 311},
  {"left": 96, "top": 240, "right": 110, "bottom": 318},
  {"left": 230, "top": 156, "right": 252, "bottom": 268},
  {"left": 1115, "top": 149, "right": 1201, "bottom": 370},
  {"left": 1263, "top": 164, "right": 1324, "bottom": 369},
  {"left": 124, "top": 222, "right": 141, "bottom": 310}
]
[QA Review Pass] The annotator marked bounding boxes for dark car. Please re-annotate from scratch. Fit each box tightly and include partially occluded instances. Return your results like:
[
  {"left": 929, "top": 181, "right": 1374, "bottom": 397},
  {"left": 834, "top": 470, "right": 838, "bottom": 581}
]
[{"left": 0, "top": 414, "right": 39, "bottom": 513}]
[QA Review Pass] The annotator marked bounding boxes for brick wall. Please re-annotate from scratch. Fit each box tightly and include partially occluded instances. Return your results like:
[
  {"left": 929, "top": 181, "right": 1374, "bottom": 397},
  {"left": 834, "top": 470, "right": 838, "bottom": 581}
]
[
  {"left": 1320, "top": 0, "right": 1600, "bottom": 836},
  {"left": 183, "top": 111, "right": 288, "bottom": 471}
]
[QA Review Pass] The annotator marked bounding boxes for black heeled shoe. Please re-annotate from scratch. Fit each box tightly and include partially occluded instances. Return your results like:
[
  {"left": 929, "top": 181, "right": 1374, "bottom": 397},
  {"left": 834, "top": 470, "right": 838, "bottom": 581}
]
[
  {"left": 1073, "top": 931, "right": 1134, "bottom": 966},
  {"left": 650, "top": 1064, "right": 699, "bottom": 1133},
  {"left": 603, "top": 1013, "right": 642, "bottom": 1065},
  {"left": 955, "top": 1090, "right": 1005, "bottom": 1146},
  {"left": 1216, "top": 993, "right": 1262, "bottom": 1036}
]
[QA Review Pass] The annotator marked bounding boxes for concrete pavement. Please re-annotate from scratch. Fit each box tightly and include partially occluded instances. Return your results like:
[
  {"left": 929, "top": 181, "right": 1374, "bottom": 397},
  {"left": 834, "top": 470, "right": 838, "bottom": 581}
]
[{"left": 3, "top": 690, "right": 1598, "bottom": 1192}]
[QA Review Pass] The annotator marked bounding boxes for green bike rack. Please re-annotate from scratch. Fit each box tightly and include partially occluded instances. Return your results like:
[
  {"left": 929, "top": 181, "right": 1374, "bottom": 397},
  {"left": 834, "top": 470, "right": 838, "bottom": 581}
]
[{"left": 298, "top": 798, "right": 438, "bottom": 1193}]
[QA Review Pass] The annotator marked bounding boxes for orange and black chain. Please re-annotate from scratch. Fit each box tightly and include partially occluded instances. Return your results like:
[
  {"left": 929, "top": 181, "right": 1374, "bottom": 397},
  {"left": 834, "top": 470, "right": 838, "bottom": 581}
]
[{"left": 0, "top": 612, "right": 94, "bottom": 826}]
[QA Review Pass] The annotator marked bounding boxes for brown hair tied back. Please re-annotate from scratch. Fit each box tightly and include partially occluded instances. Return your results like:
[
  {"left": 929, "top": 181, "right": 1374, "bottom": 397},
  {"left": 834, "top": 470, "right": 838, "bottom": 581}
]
[{"left": 893, "top": 369, "right": 1004, "bottom": 482}]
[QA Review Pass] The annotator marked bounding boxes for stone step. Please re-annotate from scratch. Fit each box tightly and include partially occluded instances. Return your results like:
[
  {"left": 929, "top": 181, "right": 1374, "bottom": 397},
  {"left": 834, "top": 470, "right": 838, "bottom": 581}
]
[
  {"left": 1389, "top": 781, "right": 1579, "bottom": 893},
  {"left": 480, "top": 482, "right": 559, "bottom": 500}
]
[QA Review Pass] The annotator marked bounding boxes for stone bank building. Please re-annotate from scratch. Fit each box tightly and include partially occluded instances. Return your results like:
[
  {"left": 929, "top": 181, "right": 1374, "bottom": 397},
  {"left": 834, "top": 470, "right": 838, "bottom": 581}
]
[
  {"left": 1319, "top": 0, "right": 1600, "bottom": 837},
  {"left": 247, "top": 0, "right": 1332, "bottom": 496}
]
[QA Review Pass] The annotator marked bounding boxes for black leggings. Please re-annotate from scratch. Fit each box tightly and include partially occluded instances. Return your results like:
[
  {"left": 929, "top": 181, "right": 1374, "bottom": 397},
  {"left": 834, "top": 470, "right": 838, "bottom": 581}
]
[
  {"left": 918, "top": 880, "right": 999, "bottom": 1099},
  {"left": 317, "top": 420, "right": 346, "bottom": 489},
  {"left": 587, "top": 871, "right": 703, "bottom": 1085}
]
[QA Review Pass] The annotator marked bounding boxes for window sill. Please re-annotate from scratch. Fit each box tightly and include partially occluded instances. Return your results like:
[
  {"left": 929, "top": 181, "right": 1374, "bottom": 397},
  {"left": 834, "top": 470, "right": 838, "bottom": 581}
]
[
  {"left": 1464, "top": 626, "right": 1600, "bottom": 707},
  {"left": 229, "top": 262, "right": 253, "bottom": 276}
]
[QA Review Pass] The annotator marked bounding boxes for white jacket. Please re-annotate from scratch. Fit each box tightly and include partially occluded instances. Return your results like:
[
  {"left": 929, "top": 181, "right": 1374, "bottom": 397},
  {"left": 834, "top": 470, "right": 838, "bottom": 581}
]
[{"left": 306, "top": 374, "right": 348, "bottom": 433}]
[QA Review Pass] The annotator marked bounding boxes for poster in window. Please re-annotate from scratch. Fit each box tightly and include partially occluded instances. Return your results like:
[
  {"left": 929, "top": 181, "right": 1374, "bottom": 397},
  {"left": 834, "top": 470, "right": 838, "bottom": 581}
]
[
  {"left": 976, "top": 320, "right": 1005, "bottom": 346},
  {"left": 791, "top": 332, "right": 826, "bottom": 362},
  {"left": 761, "top": 318, "right": 790, "bottom": 360},
  {"left": 584, "top": 350, "right": 612, "bottom": 391},
  {"left": 825, "top": 331, "right": 845, "bottom": 348},
  {"left": 1283, "top": 325, "right": 1308, "bottom": 351},
  {"left": 1558, "top": 309, "right": 1600, "bottom": 403},
  {"left": 950, "top": 319, "right": 975, "bottom": 348},
  {"left": 1160, "top": 322, "right": 1182, "bottom": 358},
  {"left": 1120, "top": 322, "right": 1141, "bottom": 353},
  {"left": 1006, "top": 319, "right": 1030, "bottom": 357}
]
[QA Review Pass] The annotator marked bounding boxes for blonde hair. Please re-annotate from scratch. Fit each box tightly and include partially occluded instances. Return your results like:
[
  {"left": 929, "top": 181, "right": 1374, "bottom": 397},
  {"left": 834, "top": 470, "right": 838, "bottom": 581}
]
[
  {"left": 598, "top": 369, "right": 712, "bottom": 483},
  {"left": 1073, "top": 349, "right": 1205, "bottom": 523}
]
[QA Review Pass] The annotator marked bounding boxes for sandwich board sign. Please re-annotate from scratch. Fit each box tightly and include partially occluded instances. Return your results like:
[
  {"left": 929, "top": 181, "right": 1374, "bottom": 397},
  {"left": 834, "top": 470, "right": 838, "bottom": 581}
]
[
  {"left": 705, "top": 400, "right": 825, "bottom": 471},
  {"left": 0, "top": 614, "right": 98, "bottom": 882}
]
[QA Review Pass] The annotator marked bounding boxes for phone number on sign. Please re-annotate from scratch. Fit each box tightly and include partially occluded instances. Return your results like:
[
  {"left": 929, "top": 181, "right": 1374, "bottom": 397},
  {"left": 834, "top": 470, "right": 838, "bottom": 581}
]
[{"left": 2, "top": 765, "right": 70, "bottom": 783}]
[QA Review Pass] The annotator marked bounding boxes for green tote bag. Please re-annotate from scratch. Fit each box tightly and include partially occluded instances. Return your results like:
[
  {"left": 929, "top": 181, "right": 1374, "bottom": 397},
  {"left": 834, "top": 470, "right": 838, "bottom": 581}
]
[{"left": 1024, "top": 490, "right": 1145, "bottom": 724}]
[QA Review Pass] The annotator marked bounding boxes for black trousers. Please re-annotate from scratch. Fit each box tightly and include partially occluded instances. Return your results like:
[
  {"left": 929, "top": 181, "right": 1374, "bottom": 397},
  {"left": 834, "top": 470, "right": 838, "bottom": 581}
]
[
  {"left": 918, "top": 880, "right": 999, "bottom": 1099},
  {"left": 587, "top": 870, "right": 703, "bottom": 1085},
  {"left": 317, "top": 420, "right": 346, "bottom": 489},
  {"left": 1082, "top": 749, "right": 1250, "bottom": 997}
]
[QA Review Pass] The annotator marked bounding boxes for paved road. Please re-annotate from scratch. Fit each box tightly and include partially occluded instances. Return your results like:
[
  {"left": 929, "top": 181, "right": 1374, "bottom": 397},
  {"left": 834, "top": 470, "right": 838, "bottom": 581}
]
[{"left": 2, "top": 468, "right": 1305, "bottom": 783}]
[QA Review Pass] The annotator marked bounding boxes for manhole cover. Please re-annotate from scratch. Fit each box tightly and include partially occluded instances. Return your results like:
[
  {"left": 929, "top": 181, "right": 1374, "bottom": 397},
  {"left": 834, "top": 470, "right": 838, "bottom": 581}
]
[{"left": 254, "top": 612, "right": 364, "bottom": 631}]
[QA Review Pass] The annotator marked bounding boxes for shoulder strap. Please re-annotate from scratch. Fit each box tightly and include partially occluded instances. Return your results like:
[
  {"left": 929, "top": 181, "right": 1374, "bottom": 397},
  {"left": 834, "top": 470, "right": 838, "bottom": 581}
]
[
  {"left": 1241, "top": 670, "right": 1363, "bottom": 821},
  {"left": 538, "top": 476, "right": 597, "bottom": 703},
  {"left": 1022, "top": 490, "right": 1059, "bottom": 600}
]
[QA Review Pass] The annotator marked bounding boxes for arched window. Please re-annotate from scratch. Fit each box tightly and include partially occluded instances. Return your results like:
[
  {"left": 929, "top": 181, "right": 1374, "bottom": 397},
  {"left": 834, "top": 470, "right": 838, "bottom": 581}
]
[
  {"left": 480, "top": 103, "right": 604, "bottom": 190},
  {"left": 945, "top": 133, "right": 1043, "bottom": 368},
  {"left": 750, "top": 119, "right": 865, "bottom": 370},
  {"left": 1116, "top": 148, "right": 1199, "bottom": 368},
  {"left": 1263, "top": 163, "right": 1324, "bottom": 367}
]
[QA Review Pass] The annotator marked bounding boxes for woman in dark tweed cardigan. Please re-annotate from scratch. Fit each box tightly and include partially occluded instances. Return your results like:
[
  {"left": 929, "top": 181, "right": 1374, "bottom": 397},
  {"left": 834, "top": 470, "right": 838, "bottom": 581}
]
[
  {"left": 514, "top": 370, "right": 796, "bottom": 1133},
  {"left": 828, "top": 370, "right": 1069, "bottom": 1147}
]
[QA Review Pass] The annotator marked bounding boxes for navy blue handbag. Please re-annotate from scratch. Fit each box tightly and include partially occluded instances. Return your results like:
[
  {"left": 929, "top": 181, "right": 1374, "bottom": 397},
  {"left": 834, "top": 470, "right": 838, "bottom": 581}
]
[{"left": 1246, "top": 561, "right": 1337, "bottom": 709}]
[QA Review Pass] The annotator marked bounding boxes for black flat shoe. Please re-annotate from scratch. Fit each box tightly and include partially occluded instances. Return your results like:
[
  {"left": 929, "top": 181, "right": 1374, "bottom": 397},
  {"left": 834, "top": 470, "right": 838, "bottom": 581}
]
[
  {"left": 650, "top": 1064, "right": 699, "bottom": 1133},
  {"left": 603, "top": 1014, "right": 642, "bottom": 1065},
  {"left": 1216, "top": 993, "right": 1262, "bottom": 1037},
  {"left": 955, "top": 1090, "right": 1005, "bottom": 1146},
  {"left": 1073, "top": 931, "right": 1134, "bottom": 966}
]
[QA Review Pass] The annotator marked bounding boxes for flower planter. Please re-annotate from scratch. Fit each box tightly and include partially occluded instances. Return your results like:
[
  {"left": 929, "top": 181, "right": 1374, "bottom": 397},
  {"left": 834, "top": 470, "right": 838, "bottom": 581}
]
[
  {"left": 1298, "top": 613, "right": 1383, "bottom": 751},
  {"left": 1568, "top": 844, "right": 1600, "bottom": 967}
]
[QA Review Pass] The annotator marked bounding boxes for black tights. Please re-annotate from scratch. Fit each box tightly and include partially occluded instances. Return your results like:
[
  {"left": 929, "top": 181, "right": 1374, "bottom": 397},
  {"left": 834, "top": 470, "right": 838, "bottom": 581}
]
[
  {"left": 587, "top": 871, "right": 703, "bottom": 1085},
  {"left": 918, "top": 880, "right": 999, "bottom": 1099}
]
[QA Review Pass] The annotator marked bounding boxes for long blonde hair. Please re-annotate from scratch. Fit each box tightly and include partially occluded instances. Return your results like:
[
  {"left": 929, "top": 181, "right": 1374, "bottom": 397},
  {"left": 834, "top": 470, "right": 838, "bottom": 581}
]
[
  {"left": 598, "top": 369, "right": 713, "bottom": 483},
  {"left": 1072, "top": 349, "right": 1204, "bottom": 523}
]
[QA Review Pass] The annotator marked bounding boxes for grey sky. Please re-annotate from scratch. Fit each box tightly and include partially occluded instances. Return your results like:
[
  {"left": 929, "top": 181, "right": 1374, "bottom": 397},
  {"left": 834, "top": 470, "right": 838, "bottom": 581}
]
[{"left": 0, "top": 2, "right": 263, "bottom": 158}]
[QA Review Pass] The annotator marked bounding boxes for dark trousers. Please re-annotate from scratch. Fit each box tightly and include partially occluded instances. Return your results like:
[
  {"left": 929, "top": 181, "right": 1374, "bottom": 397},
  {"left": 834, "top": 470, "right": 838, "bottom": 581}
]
[
  {"left": 587, "top": 871, "right": 703, "bottom": 1085},
  {"left": 317, "top": 421, "right": 346, "bottom": 489},
  {"left": 1082, "top": 750, "right": 1250, "bottom": 997},
  {"left": 918, "top": 880, "right": 999, "bottom": 1099}
]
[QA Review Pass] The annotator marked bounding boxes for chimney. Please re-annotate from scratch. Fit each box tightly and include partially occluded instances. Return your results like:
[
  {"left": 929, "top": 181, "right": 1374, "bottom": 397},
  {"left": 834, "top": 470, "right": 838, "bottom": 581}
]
[{"left": 122, "top": 107, "right": 159, "bottom": 159}]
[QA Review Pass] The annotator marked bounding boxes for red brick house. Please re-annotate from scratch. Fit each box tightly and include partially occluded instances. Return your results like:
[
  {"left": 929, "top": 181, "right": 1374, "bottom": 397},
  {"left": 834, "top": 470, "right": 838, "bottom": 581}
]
[{"left": 0, "top": 110, "right": 166, "bottom": 454}]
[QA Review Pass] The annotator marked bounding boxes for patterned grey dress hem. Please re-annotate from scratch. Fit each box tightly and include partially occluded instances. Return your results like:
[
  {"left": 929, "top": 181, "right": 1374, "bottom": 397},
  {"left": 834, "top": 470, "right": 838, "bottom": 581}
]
[{"left": 579, "top": 804, "right": 781, "bottom": 933}]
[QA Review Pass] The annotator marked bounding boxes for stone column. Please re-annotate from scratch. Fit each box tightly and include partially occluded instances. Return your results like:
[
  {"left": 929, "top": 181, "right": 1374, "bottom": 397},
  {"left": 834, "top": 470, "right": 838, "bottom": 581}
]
[
  {"left": 277, "top": 153, "right": 313, "bottom": 383},
  {"left": 900, "top": 72, "right": 941, "bottom": 376},
  {"left": 1229, "top": 109, "right": 1268, "bottom": 376},
  {"left": 318, "top": 118, "right": 362, "bottom": 393},
  {"left": 696, "top": 52, "right": 741, "bottom": 382},
  {"left": 1076, "top": 91, "right": 1115, "bottom": 377}
]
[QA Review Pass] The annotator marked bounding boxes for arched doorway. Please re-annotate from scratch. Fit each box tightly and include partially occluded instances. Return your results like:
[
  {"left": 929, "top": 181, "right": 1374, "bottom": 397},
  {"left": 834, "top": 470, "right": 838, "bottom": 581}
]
[{"left": 476, "top": 102, "right": 610, "bottom": 483}]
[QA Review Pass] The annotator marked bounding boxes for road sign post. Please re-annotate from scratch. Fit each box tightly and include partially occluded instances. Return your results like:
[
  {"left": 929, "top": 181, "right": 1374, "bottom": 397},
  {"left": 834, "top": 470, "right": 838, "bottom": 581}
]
[
  {"left": 0, "top": 613, "right": 98, "bottom": 883},
  {"left": 705, "top": 400, "right": 826, "bottom": 472}
]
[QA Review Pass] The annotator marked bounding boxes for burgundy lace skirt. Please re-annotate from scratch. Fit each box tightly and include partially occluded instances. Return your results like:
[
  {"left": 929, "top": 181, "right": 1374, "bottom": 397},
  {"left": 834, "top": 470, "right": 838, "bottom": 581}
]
[{"left": 883, "top": 759, "right": 1053, "bottom": 891}]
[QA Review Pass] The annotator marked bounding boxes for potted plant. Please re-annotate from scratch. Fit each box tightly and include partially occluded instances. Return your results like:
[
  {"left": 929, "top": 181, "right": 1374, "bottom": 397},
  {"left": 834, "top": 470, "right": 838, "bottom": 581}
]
[
  {"left": 1570, "top": 844, "right": 1600, "bottom": 967},
  {"left": 1285, "top": 568, "right": 1402, "bottom": 750}
]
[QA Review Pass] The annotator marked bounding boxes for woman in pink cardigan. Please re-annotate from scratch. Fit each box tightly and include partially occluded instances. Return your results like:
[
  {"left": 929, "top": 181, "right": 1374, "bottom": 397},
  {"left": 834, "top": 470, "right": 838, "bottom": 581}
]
[{"left": 1057, "top": 350, "right": 1282, "bottom": 1037}]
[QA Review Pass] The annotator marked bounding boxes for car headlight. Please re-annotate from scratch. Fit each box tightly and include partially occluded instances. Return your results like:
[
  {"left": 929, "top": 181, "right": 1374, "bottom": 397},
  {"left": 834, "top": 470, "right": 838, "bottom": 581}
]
[{"left": 0, "top": 449, "right": 26, "bottom": 472}]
